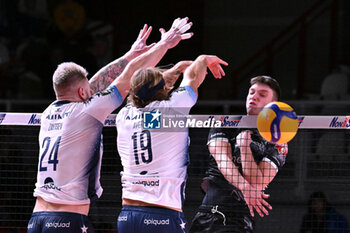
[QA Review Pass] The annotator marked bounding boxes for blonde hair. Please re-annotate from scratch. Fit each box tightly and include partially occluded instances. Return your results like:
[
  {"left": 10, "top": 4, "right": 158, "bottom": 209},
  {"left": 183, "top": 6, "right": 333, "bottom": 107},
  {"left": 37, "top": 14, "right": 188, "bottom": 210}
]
[
  {"left": 52, "top": 62, "right": 88, "bottom": 94},
  {"left": 128, "top": 67, "right": 168, "bottom": 108}
]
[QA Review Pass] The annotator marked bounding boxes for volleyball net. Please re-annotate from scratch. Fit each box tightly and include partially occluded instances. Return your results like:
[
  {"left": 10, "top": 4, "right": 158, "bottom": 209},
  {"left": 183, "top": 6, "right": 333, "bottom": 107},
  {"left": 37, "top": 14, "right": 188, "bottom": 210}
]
[{"left": 1, "top": 112, "right": 350, "bottom": 233}]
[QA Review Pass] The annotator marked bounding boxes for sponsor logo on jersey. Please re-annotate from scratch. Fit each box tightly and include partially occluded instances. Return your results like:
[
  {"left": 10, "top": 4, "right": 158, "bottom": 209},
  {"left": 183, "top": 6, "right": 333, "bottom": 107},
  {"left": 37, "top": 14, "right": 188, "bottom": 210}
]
[
  {"left": 232, "top": 156, "right": 242, "bottom": 164},
  {"left": 298, "top": 116, "right": 305, "bottom": 127},
  {"left": 329, "top": 116, "right": 350, "bottom": 128},
  {"left": 132, "top": 180, "right": 160, "bottom": 187},
  {"left": 28, "top": 114, "right": 41, "bottom": 125},
  {"left": 125, "top": 114, "right": 142, "bottom": 120},
  {"left": 45, "top": 112, "right": 70, "bottom": 120},
  {"left": 143, "top": 110, "right": 161, "bottom": 129},
  {"left": 118, "top": 216, "right": 128, "bottom": 222},
  {"left": 45, "top": 222, "right": 71, "bottom": 228},
  {"left": 275, "top": 143, "right": 288, "bottom": 156},
  {"left": 0, "top": 113, "right": 6, "bottom": 124},
  {"left": 27, "top": 223, "right": 34, "bottom": 229},
  {"left": 42, "top": 178, "right": 61, "bottom": 191},
  {"left": 144, "top": 218, "right": 170, "bottom": 226},
  {"left": 220, "top": 116, "right": 242, "bottom": 127}
]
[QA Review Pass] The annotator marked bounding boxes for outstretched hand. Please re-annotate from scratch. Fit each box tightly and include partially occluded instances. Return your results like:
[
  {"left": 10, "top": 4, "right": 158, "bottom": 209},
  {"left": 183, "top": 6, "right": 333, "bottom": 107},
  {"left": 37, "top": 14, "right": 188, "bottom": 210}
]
[
  {"left": 130, "top": 24, "right": 156, "bottom": 56},
  {"left": 241, "top": 187, "right": 272, "bottom": 217},
  {"left": 159, "top": 17, "right": 194, "bottom": 49},
  {"left": 205, "top": 55, "right": 228, "bottom": 79}
]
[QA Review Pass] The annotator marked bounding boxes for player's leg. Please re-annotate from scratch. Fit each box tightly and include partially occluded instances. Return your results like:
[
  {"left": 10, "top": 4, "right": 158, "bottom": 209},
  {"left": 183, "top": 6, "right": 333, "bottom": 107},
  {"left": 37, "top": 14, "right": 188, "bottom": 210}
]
[
  {"left": 190, "top": 208, "right": 228, "bottom": 233},
  {"left": 190, "top": 179, "right": 253, "bottom": 233}
]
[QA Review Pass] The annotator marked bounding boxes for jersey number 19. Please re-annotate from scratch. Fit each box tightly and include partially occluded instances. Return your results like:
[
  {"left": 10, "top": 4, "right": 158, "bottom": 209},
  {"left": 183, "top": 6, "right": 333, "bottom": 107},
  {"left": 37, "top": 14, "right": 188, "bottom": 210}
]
[{"left": 132, "top": 130, "right": 153, "bottom": 165}]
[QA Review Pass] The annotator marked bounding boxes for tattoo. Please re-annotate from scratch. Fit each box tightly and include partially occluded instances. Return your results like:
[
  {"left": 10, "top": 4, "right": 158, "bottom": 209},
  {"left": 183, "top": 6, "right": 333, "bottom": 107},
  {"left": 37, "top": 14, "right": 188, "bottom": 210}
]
[{"left": 90, "top": 59, "right": 129, "bottom": 93}]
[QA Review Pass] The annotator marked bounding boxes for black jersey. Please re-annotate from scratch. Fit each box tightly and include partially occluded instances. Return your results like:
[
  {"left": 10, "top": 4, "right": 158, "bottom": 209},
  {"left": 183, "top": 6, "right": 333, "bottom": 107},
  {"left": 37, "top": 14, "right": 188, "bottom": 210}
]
[{"left": 204, "top": 127, "right": 288, "bottom": 189}]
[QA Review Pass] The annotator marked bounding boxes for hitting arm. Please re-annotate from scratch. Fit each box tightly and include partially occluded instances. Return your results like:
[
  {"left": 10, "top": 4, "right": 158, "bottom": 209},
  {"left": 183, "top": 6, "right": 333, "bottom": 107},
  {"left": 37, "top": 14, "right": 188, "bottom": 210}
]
[
  {"left": 162, "top": 60, "right": 193, "bottom": 89},
  {"left": 181, "top": 55, "right": 228, "bottom": 96}
]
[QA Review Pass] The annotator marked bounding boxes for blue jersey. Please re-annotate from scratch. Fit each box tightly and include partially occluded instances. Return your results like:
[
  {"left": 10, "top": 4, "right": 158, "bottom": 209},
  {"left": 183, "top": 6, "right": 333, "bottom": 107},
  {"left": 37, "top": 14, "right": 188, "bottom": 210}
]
[{"left": 34, "top": 86, "right": 122, "bottom": 205}]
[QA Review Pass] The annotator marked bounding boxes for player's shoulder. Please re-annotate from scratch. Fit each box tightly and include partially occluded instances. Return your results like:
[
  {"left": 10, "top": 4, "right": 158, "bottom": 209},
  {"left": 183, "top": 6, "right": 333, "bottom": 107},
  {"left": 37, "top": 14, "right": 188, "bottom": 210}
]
[
  {"left": 117, "top": 104, "right": 134, "bottom": 114},
  {"left": 209, "top": 127, "right": 241, "bottom": 137},
  {"left": 95, "top": 86, "right": 117, "bottom": 97},
  {"left": 208, "top": 127, "right": 240, "bottom": 144},
  {"left": 116, "top": 104, "right": 141, "bottom": 119},
  {"left": 83, "top": 86, "right": 120, "bottom": 105}
]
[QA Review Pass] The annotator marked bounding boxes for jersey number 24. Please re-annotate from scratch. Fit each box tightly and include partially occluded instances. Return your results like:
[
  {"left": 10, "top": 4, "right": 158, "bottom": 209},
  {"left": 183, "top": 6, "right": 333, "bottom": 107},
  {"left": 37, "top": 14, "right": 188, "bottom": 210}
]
[{"left": 39, "top": 136, "right": 61, "bottom": 172}]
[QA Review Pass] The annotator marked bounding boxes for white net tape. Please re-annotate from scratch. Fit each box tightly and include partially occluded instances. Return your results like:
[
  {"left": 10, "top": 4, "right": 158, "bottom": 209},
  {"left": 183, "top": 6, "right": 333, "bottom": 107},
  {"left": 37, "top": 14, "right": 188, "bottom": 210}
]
[{"left": 0, "top": 112, "right": 349, "bottom": 129}]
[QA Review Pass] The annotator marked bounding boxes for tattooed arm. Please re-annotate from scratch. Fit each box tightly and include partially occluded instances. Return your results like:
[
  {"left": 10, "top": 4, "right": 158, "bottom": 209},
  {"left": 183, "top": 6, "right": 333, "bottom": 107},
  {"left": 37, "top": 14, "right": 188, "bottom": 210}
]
[
  {"left": 89, "top": 58, "right": 129, "bottom": 94},
  {"left": 89, "top": 24, "right": 155, "bottom": 93},
  {"left": 112, "top": 17, "right": 193, "bottom": 99}
]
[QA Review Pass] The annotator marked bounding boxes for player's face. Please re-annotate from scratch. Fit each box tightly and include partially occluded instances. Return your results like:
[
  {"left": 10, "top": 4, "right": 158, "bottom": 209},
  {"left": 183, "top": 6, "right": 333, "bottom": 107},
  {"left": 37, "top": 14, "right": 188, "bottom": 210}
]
[{"left": 246, "top": 83, "right": 275, "bottom": 115}]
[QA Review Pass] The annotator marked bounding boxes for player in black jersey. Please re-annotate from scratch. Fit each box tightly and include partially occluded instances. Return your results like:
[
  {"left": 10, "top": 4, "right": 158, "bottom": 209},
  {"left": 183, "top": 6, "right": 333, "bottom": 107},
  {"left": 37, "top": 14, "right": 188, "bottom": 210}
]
[{"left": 190, "top": 76, "right": 288, "bottom": 233}]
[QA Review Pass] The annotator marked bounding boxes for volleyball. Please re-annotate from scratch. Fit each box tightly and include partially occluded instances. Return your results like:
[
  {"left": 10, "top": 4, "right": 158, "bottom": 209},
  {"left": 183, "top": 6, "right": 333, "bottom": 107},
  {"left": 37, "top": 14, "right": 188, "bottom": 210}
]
[{"left": 257, "top": 101, "right": 298, "bottom": 144}]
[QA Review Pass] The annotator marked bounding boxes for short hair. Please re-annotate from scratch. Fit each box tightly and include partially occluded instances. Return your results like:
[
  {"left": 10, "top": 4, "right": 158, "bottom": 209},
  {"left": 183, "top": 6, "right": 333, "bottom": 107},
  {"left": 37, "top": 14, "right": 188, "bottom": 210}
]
[
  {"left": 128, "top": 68, "right": 168, "bottom": 108},
  {"left": 250, "top": 75, "right": 281, "bottom": 100},
  {"left": 52, "top": 62, "right": 88, "bottom": 93}
]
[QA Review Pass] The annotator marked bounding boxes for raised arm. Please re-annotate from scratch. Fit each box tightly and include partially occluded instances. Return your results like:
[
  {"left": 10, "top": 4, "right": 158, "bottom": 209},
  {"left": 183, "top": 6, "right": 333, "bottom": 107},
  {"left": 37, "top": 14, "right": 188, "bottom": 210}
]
[
  {"left": 208, "top": 140, "right": 272, "bottom": 217},
  {"left": 112, "top": 17, "right": 194, "bottom": 99},
  {"left": 237, "top": 131, "right": 277, "bottom": 191},
  {"left": 162, "top": 60, "right": 193, "bottom": 89},
  {"left": 89, "top": 24, "right": 155, "bottom": 93},
  {"left": 181, "top": 55, "right": 228, "bottom": 96}
]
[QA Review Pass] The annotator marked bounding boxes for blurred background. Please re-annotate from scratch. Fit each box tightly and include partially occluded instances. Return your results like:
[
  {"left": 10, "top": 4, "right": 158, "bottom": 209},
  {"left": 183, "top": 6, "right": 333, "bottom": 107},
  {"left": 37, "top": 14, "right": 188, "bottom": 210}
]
[
  {"left": 1, "top": 0, "right": 350, "bottom": 233},
  {"left": 0, "top": 0, "right": 350, "bottom": 104}
]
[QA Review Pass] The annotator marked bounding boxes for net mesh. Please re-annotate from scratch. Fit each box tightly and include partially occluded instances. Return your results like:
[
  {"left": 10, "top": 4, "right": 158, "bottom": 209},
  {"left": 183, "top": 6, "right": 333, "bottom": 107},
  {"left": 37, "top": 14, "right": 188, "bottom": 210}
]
[{"left": 1, "top": 113, "right": 350, "bottom": 232}]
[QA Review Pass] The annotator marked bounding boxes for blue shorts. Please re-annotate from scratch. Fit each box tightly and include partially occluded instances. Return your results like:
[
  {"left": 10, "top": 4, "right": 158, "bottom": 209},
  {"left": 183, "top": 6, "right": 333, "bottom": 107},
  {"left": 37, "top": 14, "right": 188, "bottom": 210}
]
[
  {"left": 118, "top": 205, "right": 189, "bottom": 233},
  {"left": 27, "top": 211, "right": 94, "bottom": 233}
]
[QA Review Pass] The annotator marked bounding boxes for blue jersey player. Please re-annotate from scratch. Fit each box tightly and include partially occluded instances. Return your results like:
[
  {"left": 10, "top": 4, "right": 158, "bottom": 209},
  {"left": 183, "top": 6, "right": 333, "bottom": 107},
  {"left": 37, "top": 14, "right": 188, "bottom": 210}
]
[{"left": 27, "top": 17, "right": 194, "bottom": 233}]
